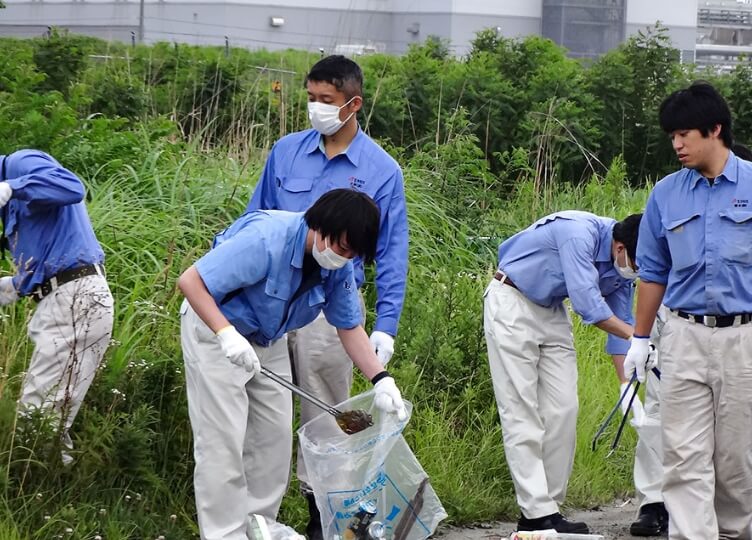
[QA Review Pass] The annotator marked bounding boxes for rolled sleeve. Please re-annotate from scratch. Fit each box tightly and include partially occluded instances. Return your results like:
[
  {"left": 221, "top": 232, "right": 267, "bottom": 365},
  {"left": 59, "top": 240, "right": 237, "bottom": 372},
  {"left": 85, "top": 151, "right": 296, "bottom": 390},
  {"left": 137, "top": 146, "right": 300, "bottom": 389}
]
[
  {"left": 637, "top": 193, "right": 670, "bottom": 284},
  {"left": 322, "top": 264, "right": 363, "bottom": 329},
  {"left": 559, "top": 238, "right": 613, "bottom": 324}
]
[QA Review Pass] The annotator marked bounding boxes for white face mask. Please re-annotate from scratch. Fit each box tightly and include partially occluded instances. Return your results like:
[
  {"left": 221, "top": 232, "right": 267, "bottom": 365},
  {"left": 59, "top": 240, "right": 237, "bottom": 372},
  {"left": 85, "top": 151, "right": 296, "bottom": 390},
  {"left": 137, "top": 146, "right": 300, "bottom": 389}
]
[
  {"left": 312, "top": 232, "right": 350, "bottom": 270},
  {"left": 614, "top": 250, "right": 638, "bottom": 280},
  {"left": 307, "top": 97, "right": 355, "bottom": 135}
]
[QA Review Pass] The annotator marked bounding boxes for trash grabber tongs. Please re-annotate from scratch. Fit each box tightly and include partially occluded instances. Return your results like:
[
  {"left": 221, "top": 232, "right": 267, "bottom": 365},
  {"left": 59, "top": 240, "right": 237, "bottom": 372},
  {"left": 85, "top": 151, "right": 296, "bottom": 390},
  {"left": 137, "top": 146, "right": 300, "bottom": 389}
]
[
  {"left": 591, "top": 372, "right": 637, "bottom": 452},
  {"left": 606, "top": 365, "right": 662, "bottom": 456},
  {"left": 607, "top": 379, "right": 641, "bottom": 457},
  {"left": 592, "top": 364, "right": 662, "bottom": 453},
  {"left": 260, "top": 366, "right": 374, "bottom": 435}
]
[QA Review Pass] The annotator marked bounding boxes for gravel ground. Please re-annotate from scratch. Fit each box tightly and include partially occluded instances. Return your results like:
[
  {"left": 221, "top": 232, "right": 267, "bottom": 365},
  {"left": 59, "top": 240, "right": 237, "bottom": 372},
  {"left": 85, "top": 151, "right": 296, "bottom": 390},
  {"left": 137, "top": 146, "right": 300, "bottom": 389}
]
[{"left": 434, "top": 500, "right": 660, "bottom": 540}]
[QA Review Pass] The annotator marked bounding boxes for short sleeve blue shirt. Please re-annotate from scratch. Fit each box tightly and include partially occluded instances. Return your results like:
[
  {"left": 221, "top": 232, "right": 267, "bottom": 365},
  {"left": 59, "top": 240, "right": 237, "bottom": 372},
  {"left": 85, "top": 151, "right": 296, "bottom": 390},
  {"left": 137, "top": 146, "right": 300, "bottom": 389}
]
[{"left": 195, "top": 210, "right": 362, "bottom": 346}]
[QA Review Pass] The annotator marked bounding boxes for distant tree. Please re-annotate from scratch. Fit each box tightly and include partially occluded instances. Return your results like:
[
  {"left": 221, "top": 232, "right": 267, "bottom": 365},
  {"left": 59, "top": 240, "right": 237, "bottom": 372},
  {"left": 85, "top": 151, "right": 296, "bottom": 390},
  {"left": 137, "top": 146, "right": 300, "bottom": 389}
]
[{"left": 585, "top": 23, "right": 688, "bottom": 183}]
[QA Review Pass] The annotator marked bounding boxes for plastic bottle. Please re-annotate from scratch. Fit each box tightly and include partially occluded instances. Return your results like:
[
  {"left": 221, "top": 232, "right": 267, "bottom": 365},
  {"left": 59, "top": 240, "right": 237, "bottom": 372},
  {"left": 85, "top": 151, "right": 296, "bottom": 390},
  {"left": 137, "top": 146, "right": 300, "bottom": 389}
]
[{"left": 247, "top": 514, "right": 271, "bottom": 540}]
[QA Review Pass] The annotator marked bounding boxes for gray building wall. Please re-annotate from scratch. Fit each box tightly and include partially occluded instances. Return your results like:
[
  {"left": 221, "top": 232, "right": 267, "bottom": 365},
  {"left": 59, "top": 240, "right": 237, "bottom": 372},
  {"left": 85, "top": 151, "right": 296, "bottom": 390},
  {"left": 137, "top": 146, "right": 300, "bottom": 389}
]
[
  {"left": 626, "top": 0, "right": 698, "bottom": 54},
  {"left": 542, "top": 0, "right": 626, "bottom": 59},
  {"left": 0, "top": 1, "right": 139, "bottom": 41},
  {"left": 0, "top": 0, "right": 698, "bottom": 59},
  {"left": 625, "top": 23, "right": 698, "bottom": 51},
  {"left": 449, "top": 13, "right": 541, "bottom": 56}
]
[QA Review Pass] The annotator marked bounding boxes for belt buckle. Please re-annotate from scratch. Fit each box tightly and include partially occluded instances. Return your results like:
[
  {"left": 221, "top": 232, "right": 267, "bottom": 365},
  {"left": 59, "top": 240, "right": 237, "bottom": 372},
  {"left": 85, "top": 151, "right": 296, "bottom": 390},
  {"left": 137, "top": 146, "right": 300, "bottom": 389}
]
[{"left": 703, "top": 315, "right": 717, "bottom": 328}]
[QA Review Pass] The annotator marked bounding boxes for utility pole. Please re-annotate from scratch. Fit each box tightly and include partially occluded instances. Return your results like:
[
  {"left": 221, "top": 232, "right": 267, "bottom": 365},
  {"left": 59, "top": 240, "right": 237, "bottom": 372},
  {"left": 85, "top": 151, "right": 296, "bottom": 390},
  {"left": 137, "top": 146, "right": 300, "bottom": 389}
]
[{"left": 138, "top": 0, "right": 145, "bottom": 43}]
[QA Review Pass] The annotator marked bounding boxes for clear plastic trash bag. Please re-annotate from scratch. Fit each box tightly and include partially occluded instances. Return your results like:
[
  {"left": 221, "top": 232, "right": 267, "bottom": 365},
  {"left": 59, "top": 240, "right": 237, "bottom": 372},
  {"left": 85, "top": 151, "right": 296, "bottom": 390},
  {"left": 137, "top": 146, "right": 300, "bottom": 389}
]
[{"left": 298, "top": 390, "right": 447, "bottom": 540}]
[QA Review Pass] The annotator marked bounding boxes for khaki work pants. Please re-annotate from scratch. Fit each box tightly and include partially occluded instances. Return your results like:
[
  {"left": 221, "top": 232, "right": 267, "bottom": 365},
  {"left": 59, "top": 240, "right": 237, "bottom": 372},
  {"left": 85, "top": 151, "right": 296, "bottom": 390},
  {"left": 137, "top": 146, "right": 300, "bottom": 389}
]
[
  {"left": 633, "top": 364, "right": 663, "bottom": 509},
  {"left": 18, "top": 274, "right": 113, "bottom": 461},
  {"left": 181, "top": 301, "right": 293, "bottom": 540},
  {"left": 483, "top": 278, "right": 577, "bottom": 519},
  {"left": 633, "top": 309, "right": 666, "bottom": 511},
  {"left": 660, "top": 310, "right": 752, "bottom": 540}
]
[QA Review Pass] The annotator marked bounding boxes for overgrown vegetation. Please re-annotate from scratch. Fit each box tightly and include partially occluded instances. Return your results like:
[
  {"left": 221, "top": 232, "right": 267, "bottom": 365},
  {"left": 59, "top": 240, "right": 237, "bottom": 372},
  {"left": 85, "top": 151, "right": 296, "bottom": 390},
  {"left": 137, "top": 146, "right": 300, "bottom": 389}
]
[{"left": 0, "top": 25, "right": 740, "bottom": 538}]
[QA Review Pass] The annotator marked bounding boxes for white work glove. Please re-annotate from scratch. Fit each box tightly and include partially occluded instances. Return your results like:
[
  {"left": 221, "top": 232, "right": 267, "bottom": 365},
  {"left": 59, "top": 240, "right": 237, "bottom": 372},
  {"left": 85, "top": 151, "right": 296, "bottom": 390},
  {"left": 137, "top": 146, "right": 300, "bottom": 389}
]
[
  {"left": 216, "top": 326, "right": 260, "bottom": 376},
  {"left": 0, "top": 276, "right": 18, "bottom": 306},
  {"left": 624, "top": 336, "right": 656, "bottom": 383},
  {"left": 0, "top": 182, "right": 12, "bottom": 208},
  {"left": 619, "top": 381, "right": 645, "bottom": 427},
  {"left": 369, "top": 331, "right": 395, "bottom": 366},
  {"left": 373, "top": 376, "right": 407, "bottom": 421}
]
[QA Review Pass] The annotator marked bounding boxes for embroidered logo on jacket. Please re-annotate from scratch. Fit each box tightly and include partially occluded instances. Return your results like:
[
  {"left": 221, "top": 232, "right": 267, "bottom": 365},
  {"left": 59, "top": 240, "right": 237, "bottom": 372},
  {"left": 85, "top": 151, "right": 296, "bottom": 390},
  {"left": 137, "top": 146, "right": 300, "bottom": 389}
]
[{"left": 349, "top": 176, "right": 365, "bottom": 189}]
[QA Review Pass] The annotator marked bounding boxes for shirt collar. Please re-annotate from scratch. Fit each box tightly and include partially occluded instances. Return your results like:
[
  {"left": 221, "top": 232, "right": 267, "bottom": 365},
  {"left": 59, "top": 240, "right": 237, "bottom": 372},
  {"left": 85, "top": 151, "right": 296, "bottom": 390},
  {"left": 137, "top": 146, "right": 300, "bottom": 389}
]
[
  {"left": 291, "top": 215, "right": 309, "bottom": 269},
  {"left": 688, "top": 151, "right": 739, "bottom": 189},
  {"left": 305, "top": 126, "right": 365, "bottom": 167}
]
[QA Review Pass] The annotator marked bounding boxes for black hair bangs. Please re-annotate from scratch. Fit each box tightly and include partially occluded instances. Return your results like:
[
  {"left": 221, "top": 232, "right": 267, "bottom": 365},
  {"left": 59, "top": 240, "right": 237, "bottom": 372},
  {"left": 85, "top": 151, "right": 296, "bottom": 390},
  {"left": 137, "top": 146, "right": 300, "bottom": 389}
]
[
  {"left": 613, "top": 213, "right": 643, "bottom": 262},
  {"left": 305, "top": 189, "right": 380, "bottom": 264},
  {"left": 659, "top": 82, "right": 733, "bottom": 147}
]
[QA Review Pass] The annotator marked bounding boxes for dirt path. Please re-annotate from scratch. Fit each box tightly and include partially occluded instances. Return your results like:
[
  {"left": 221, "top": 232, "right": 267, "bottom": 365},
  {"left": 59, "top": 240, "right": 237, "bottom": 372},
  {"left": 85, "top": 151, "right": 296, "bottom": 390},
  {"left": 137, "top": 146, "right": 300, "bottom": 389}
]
[{"left": 435, "top": 500, "right": 650, "bottom": 540}]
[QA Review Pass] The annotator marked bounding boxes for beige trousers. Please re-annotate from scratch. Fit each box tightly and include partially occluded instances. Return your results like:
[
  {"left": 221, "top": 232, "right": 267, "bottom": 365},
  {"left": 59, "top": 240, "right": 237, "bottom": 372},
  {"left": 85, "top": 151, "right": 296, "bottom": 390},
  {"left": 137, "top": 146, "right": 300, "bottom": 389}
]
[
  {"left": 660, "top": 310, "right": 752, "bottom": 540},
  {"left": 18, "top": 274, "right": 113, "bottom": 459},
  {"left": 483, "top": 278, "right": 577, "bottom": 519},
  {"left": 633, "top": 310, "right": 666, "bottom": 510},
  {"left": 288, "top": 293, "right": 365, "bottom": 492},
  {"left": 633, "top": 363, "right": 663, "bottom": 508},
  {"left": 181, "top": 301, "right": 293, "bottom": 540}
]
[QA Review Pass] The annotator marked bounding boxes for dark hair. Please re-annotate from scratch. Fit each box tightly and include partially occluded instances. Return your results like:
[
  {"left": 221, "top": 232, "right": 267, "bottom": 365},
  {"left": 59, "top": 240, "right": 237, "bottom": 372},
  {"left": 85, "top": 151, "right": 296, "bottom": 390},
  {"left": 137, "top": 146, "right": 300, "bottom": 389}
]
[
  {"left": 733, "top": 143, "right": 752, "bottom": 161},
  {"left": 305, "top": 189, "right": 380, "bottom": 264},
  {"left": 659, "top": 82, "right": 733, "bottom": 148},
  {"left": 613, "top": 213, "right": 643, "bottom": 262},
  {"left": 304, "top": 55, "right": 363, "bottom": 98}
]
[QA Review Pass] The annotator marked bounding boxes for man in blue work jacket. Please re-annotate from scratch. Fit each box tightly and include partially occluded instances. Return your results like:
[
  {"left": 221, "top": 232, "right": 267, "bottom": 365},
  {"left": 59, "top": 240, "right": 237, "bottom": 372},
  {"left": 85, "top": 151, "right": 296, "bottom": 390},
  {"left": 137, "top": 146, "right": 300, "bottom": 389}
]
[
  {"left": 483, "top": 211, "right": 641, "bottom": 534},
  {"left": 178, "top": 189, "right": 407, "bottom": 540},
  {"left": 246, "top": 55, "right": 408, "bottom": 539},
  {"left": 0, "top": 150, "right": 113, "bottom": 464},
  {"left": 625, "top": 82, "right": 752, "bottom": 539}
]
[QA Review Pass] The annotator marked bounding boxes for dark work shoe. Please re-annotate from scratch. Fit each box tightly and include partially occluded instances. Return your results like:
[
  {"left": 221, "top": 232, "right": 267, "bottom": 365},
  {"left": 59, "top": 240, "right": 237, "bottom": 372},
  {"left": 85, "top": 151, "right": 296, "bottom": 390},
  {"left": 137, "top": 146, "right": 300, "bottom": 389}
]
[
  {"left": 630, "top": 502, "right": 669, "bottom": 537},
  {"left": 517, "top": 512, "right": 590, "bottom": 534},
  {"left": 305, "top": 492, "right": 324, "bottom": 540}
]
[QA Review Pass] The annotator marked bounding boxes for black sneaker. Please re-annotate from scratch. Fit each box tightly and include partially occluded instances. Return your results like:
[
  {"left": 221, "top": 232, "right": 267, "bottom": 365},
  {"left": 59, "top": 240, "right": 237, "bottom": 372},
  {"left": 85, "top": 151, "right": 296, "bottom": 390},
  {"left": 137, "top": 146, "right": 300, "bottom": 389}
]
[
  {"left": 517, "top": 512, "right": 590, "bottom": 534},
  {"left": 630, "top": 502, "right": 669, "bottom": 537},
  {"left": 305, "top": 492, "right": 324, "bottom": 540}
]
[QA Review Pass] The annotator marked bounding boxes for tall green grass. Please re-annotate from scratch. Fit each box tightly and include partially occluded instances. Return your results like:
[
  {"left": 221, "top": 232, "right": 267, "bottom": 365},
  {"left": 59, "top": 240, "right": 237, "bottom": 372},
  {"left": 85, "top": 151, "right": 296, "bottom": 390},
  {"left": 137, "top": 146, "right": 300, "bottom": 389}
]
[{"left": 0, "top": 130, "right": 656, "bottom": 537}]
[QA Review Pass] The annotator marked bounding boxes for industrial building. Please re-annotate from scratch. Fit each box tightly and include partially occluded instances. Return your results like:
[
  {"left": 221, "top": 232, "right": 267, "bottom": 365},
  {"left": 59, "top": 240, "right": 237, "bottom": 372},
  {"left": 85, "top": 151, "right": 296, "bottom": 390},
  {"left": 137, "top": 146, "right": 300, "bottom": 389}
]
[{"left": 0, "top": 0, "right": 743, "bottom": 67}]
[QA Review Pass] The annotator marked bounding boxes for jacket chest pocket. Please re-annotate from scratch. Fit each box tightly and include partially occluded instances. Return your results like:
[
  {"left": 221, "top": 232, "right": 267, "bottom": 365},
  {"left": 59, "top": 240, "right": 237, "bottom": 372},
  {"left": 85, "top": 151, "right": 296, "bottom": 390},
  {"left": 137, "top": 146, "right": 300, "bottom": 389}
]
[
  {"left": 718, "top": 209, "right": 752, "bottom": 266},
  {"left": 265, "top": 278, "right": 291, "bottom": 301},
  {"left": 278, "top": 176, "right": 313, "bottom": 194},
  {"left": 662, "top": 214, "right": 702, "bottom": 271}
]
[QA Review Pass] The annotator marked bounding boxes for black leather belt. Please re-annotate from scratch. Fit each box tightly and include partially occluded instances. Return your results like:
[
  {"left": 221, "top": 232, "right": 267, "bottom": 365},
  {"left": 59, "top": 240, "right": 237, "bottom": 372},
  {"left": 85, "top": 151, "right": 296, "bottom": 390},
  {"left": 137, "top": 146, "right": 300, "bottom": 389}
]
[
  {"left": 30, "top": 264, "right": 104, "bottom": 303},
  {"left": 494, "top": 271, "right": 519, "bottom": 291},
  {"left": 672, "top": 309, "right": 752, "bottom": 328}
]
